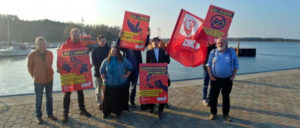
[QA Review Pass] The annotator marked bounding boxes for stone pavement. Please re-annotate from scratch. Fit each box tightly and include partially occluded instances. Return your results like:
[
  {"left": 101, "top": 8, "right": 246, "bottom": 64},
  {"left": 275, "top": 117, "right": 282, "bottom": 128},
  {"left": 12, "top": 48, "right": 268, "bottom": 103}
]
[{"left": 0, "top": 69, "right": 300, "bottom": 128}]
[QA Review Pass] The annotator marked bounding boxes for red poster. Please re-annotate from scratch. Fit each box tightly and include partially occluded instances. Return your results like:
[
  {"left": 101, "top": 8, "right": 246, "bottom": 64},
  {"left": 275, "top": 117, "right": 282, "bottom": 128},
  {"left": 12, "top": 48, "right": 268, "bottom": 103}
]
[
  {"left": 120, "top": 11, "right": 150, "bottom": 51},
  {"left": 203, "top": 5, "right": 235, "bottom": 44},
  {"left": 57, "top": 48, "right": 93, "bottom": 92},
  {"left": 167, "top": 9, "right": 207, "bottom": 67},
  {"left": 139, "top": 63, "right": 168, "bottom": 104}
]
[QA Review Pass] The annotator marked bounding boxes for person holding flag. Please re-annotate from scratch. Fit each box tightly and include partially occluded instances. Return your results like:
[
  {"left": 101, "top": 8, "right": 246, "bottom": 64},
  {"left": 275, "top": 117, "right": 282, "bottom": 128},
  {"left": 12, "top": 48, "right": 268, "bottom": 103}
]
[{"left": 202, "top": 42, "right": 216, "bottom": 106}]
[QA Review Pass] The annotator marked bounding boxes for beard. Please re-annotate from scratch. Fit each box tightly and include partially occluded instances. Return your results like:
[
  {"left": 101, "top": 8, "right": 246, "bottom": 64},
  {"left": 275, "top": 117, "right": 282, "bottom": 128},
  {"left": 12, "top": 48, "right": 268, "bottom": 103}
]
[{"left": 217, "top": 45, "right": 226, "bottom": 51}]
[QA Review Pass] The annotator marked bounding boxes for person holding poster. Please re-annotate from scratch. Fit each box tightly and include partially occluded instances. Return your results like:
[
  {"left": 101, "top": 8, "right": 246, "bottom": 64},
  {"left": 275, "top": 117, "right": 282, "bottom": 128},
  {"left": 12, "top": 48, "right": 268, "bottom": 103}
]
[
  {"left": 100, "top": 46, "right": 133, "bottom": 118},
  {"left": 202, "top": 42, "right": 216, "bottom": 106},
  {"left": 206, "top": 38, "right": 239, "bottom": 122},
  {"left": 141, "top": 37, "right": 170, "bottom": 120},
  {"left": 91, "top": 35, "right": 110, "bottom": 110},
  {"left": 58, "top": 28, "right": 91, "bottom": 123},
  {"left": 27, "top": 36, "right": 57, "bottom": 124},
  {"left": 116, "top": 28, "right": 150, "bottom": 108}
]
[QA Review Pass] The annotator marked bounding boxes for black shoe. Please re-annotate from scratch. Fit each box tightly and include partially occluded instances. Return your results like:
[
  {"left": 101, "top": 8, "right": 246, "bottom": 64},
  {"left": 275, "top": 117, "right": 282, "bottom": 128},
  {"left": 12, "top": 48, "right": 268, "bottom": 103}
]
[
  {"left": 150, "top": 107, "right": 154, "bottom": 113},
  {"left": 36, "top": 118, "right": 43, "bottom": 124},
  {"left": 158, "top": 112, "right": 163, "bottom": 120},
  {"left": 63, "top": 115, "right": 69, "bottom": 123},
  {"left": 116, "top": 113, "right": 121, "bottom": 119},
  {"left": 80, "top": 110, "right": 91, "bottom": 117},
  {"left": 130, "top": 104, "right": 136, "bottom": 108},
  {"left": 48, "top": 115, "right": 57, "bottom": 121},
  {"left": 166, "top": 104, "right": 170, "bottom": 108},
  {"left": 102, "top": 113, "right": 108, "bottom": 119}
]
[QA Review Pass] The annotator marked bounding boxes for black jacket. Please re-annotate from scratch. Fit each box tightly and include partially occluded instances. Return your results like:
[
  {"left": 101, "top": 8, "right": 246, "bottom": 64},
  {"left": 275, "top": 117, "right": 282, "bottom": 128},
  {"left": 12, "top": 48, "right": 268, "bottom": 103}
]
[
  {"left": 203, "top": 44, "right": 217, "bottom": 70},
  {"left": 91, "top": 44, "right": 110, "bottom": 77},
  {"left": 116, "top": 35, "right": 150, "bottom": 69},
  {"left": 146, "top": 48, "right": 170, "bottom": 64}
]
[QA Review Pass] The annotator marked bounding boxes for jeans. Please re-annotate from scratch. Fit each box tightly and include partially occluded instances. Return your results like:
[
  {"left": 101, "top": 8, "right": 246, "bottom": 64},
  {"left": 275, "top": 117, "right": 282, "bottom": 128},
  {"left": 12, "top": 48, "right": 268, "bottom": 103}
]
[
  {"left": 129, "top": 69, "right": 139, "bottom": 105},
  {"left": 34, "top": 81, "right": 53, "bottom": 118},
  {"left": 203, "top": 70, "right": 211, "bottom": 100},
  {"left": 210, "top": 77, "right": 233, "bottom": 116},
  {"left": 95, "top": 77, "right": 103, "bottom": 105},
  {"left": 63, "top": 90, "right": 85, "bottom": 115}
]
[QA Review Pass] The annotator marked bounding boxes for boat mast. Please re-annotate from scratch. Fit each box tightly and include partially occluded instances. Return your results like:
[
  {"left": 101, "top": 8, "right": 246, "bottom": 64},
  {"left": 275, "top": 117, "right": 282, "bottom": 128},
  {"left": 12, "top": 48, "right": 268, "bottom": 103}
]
[
  {"left": 7, "top": 18, "right": 11, "bottom": 46},
  {"left": 81, "top": 18, "right": 84, "bottom": 35}
]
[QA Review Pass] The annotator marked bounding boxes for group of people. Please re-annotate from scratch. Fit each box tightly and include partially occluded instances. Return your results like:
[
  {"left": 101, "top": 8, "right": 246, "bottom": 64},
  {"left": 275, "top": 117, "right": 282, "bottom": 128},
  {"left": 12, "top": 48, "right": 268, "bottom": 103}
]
[{"left": 27, "top": 27, "right": 238, "bottom": 124}]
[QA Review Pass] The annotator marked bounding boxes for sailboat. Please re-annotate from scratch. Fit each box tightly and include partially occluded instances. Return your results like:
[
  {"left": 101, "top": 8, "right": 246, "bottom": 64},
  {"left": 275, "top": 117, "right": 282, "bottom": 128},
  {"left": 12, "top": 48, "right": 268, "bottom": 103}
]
[{"left": 0, "top": 19, "right": 30, "bottom": 57}]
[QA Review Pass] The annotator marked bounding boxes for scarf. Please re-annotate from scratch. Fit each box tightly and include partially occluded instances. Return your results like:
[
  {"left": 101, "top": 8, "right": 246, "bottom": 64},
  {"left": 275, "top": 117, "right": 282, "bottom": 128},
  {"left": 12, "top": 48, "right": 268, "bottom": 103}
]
[{"left": 37, "top": 50, "right": 46, "bottom": 61}]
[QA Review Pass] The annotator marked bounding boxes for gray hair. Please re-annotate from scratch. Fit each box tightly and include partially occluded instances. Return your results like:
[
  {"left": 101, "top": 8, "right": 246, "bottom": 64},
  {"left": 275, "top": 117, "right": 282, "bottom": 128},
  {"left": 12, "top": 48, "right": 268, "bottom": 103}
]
[
  {"left": 217, "top": 37, "right": 228, "bottom": 44},
  {"left": 35, "top": 36, "right": 46, "bottom": 44}
]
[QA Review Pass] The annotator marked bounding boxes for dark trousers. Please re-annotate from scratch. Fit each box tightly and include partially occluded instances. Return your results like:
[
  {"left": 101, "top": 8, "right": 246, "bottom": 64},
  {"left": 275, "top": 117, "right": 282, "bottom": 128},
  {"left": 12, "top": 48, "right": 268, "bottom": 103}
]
[
  {"left": 203, "top": 70, "right": 212, "bottom": 100},
  {"left": 141, "top": 104, "right": 165, "bottom": 113},
  {"left": 63, "top": 90, "right": 85, "bottom": 115},
  {"left": 210, "top": 77, "right": 232, "bottom": 116},
  {"left": 129, "top": 69, "right": 139, "bottom": 105}
]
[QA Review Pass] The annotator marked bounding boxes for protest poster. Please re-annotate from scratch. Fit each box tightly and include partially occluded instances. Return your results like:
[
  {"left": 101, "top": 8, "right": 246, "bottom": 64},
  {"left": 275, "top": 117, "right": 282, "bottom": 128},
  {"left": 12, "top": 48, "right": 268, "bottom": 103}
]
[
  {"left": 120, "top": 11, "right": 150, "bottom": 51},
  {"left": 139, "top": 63, "right": 168, "bottom": 104},
  {"left": 57, "top": 48, "right": 93, "bottom": 92},
  {"left": 203, "top": 5, "right": 235, "bottom": 44}
]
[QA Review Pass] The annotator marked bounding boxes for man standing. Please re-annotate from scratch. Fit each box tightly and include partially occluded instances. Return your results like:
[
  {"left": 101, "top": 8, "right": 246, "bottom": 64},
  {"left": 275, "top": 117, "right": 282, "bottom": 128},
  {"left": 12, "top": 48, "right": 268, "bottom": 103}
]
[
  {"left": 91, "top": 35, "right": 110, "bottom": 110},
  {"left": 142, "top": 37, "right": 170, "bottom": 119},
  {"left": 206, "top": 38, "right": 239, "bottom": 122},
  {"left": 58, "top": 28, "right": 91, "bottom": 123},
  {"left": 27, "top": 36, "right": 57, "bottom": 124},
  {"left": 202, "top": 43, "right": 216, "bottom": 106}
]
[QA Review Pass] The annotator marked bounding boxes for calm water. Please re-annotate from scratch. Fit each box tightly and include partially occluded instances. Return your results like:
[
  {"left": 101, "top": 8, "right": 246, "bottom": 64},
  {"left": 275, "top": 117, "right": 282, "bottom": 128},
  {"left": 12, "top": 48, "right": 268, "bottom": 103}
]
[{"left": 1, "top": 42, "right": 300, "bottom": 96}]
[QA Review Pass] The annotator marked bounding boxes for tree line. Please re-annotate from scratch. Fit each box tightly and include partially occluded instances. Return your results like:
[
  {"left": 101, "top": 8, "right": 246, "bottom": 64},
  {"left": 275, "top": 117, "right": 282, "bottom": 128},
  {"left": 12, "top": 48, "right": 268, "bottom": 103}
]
[{"left": 0, "top": 14, "right": 120, "bottom": 43}]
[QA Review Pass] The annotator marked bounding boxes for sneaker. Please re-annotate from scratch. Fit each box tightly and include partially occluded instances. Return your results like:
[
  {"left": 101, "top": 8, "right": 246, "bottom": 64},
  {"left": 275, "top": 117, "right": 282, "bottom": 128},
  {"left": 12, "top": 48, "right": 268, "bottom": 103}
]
[
  {"left": 203, "top": 99, "right": 209, "bottom": 106},
  {"left": 224, "top": 115, "right": 232, "bottom": 122},
  {"left": 80, "top": 110, "right": 91, "bottom": 117},
  {"left": 48, "top": 115, "right": 57, "bottom": 121},
  {"left": 209, "top": 114, "right": 216, "bottom": 120},
  {"left": 62, "top": 115, "right": 69, "bottom": 123},
  {"left": 36, "top": 118, "right": 43, "bottom": 124}
]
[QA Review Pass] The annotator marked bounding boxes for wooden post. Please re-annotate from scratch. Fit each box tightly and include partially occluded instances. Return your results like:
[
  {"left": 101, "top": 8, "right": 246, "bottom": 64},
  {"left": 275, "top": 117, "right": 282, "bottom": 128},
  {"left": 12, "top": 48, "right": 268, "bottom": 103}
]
[{"left": 236, "top": 41, "right": 240, "bottom": 56}]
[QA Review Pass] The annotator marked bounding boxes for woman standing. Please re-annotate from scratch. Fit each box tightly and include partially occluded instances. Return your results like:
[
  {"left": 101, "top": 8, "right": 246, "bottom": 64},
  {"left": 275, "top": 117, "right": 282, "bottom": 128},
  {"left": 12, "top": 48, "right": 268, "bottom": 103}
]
[{"left": 100, "top": 46, "right": 133, "bottom": 118}]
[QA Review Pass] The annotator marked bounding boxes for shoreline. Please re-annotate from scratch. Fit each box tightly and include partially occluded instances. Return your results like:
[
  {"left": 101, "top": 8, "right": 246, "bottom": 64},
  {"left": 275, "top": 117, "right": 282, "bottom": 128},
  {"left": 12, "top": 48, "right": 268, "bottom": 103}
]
[
  {"left": 0, "top": 67, "right": 299, "bottom": 98},
  {"left": 0, "top": 68, "right": 299, "bottom": 105},
  {"left": 0, "top": 68, "right": 299, "bottom": 127}
]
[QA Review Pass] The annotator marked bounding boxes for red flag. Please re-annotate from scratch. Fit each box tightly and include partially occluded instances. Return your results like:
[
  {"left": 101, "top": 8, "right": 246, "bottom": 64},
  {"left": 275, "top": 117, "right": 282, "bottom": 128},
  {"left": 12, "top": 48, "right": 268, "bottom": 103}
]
[
  {"left": 167, "top": 9, "right": 207, "bottom": 67},
  {"left": 120, "top": 11, "right": 150, "bottom": 51}
]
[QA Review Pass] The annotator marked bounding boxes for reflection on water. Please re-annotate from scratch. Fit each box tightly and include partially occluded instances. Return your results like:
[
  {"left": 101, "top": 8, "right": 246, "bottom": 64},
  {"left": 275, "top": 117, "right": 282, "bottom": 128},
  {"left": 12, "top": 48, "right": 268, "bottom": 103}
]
[
  {"left": 0, "top": 56, "right": 27, "bottom": 62},
  {"left": 1, "top": 42, "right": 300, "bottom": 96}
]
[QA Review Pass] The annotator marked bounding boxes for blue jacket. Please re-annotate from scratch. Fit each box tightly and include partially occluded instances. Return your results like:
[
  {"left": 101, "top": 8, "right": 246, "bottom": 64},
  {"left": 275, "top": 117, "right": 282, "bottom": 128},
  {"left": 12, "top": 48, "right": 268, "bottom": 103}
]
[{"left": 100, "top": 58, "right": 133, "bottom": 86}]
